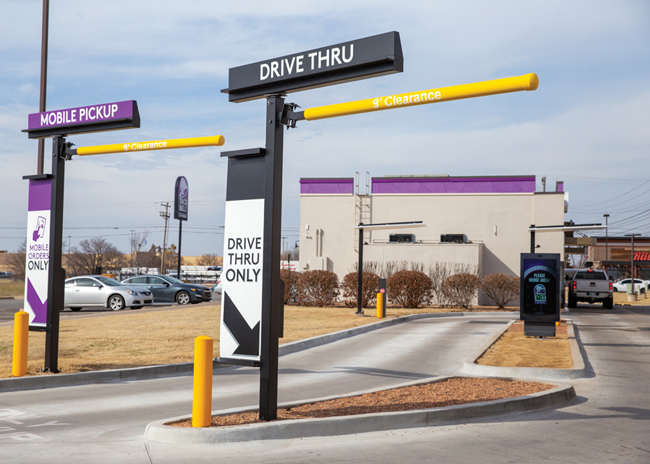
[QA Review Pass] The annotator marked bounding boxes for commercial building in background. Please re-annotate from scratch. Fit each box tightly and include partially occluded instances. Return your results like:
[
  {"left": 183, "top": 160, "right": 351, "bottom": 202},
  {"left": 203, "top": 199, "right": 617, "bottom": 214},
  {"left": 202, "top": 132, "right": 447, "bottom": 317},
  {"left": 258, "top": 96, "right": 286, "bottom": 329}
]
[
  {"left": 588, "top": 236, "right": 650, "bottom": 281},
  {"left": 299, "top": 174, "right": 567, "bottom": 304}
]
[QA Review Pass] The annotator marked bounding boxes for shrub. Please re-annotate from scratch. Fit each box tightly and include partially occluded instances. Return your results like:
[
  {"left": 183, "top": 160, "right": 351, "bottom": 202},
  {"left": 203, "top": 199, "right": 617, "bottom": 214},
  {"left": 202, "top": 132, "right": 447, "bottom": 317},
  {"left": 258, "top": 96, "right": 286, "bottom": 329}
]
[
  {"left": 442, "top": 273, "right": 481, "bottom": 308},
  {"left": 481, "top": 273, "right": 520, "bottom": 309},
  {"left": 342, "top": 271, "right": 380, "bottom": 308},
  {"left": 387, "top": 270, "right": 432, "bottom": 308},
  {"left": 280, "top": 269, "right": 299, "bottom": 304},
  {"left": 428, "top": 263, "right": 480, "bottom": 306},
  {"left": 297, "top": 270, "right": 339, "bottom": 307}
]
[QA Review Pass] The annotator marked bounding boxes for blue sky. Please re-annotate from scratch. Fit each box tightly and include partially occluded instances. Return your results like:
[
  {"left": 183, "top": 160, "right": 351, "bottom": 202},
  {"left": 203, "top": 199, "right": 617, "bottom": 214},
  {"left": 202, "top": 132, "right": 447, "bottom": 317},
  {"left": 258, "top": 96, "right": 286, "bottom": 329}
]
[{"left": 1, "top": 0, "right": 650, "bottom": 256}]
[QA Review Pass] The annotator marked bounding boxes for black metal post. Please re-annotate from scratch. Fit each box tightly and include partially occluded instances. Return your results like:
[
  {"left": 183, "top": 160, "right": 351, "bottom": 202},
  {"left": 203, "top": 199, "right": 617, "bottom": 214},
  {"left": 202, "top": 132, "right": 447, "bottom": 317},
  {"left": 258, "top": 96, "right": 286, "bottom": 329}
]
[
  {"left": 177, "top": 220, "right": 182, "bottom": 279},
  {"left": 44, "top": 136, "right": 66, "bottom": 373},
  {"left": 631, "top": 235, "right": 635, "bottom": 285},
  {"left": 604, "top": 214, "right": 609, "bottom": 268},
  {"left": 259, "top": 95, "right": 284, "bottom": 421},
  {"left": 37, "top": 0, "right": 49, "bottom": 174},
  {"left": 357, "top": 224, "right": 364, "bottom": 315},
  {"left": 530, "top": 225, "right": 536, "bottom": 253}
]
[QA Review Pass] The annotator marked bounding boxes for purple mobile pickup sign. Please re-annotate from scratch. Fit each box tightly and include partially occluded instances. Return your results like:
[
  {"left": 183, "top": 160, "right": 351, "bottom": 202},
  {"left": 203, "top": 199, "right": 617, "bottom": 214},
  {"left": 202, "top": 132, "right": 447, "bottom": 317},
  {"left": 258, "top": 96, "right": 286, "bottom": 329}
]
[
  {"left": 24, "top": 100, "right": 140, "bottom": 139},
  {"left": 24, "top": 179, "right": 52, "bottom": 327}
]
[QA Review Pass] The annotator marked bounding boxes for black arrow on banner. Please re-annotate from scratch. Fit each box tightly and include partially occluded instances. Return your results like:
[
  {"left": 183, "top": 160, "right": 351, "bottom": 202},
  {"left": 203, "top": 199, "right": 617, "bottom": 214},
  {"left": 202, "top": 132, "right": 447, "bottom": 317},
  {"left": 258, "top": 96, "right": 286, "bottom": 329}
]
[{"left": 223, "top": 292, "right": 260, "bottom": 356}]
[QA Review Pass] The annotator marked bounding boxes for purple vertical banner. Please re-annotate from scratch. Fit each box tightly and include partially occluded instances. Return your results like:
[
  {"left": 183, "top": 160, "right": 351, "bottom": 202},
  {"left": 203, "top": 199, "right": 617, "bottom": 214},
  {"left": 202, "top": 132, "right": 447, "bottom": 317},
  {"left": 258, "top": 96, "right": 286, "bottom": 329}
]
[
  {"left": 24, "top": 179, "right": 52, "bottom": 328},
  {"left": 174, "top": 176, "right": 188, "bottom": 221}
]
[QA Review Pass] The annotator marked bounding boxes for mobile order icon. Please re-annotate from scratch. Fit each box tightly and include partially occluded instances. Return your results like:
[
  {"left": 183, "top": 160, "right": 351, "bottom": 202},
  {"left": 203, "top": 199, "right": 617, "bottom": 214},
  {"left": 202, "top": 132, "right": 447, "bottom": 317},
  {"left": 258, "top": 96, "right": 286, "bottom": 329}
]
[{"left": 32, "top": 216, "right": 46, "bottom": 241}]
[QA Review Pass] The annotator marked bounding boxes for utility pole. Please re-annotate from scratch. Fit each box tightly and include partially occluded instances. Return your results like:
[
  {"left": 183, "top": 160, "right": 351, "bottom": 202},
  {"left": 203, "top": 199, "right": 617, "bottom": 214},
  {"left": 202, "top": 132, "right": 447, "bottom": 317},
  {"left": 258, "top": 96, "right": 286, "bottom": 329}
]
[
  {"left": 130, "top": 230, "right": 135, "bottom": 270},
  {"left": 67, "top": 235, "right": 71, "bottom": 276},
  {"left": 159, "top": 202, "right": 170, "bottom": 274},
  {"left": 281, "top": 236, "right": 288, "bottom": 267},
  {"left": 603, "top": 214, "right": 609, "bottom": 270},
  {"left": 625, "top": 233, "right": 641, "bottom": 291}
]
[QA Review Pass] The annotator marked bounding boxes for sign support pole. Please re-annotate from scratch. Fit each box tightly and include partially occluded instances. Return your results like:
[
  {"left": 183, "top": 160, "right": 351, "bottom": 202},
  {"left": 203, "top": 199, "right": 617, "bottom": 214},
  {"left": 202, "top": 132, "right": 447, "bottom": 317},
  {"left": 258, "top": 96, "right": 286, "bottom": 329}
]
[
  {"left": 259, "top": 95, "right": 284, "bottom": 421},
  {"left": 44, "top": 136, "right": 67, "bottom": 372},
  {"left": 177, "top": 220, "right": 182, "bottom": 279},
  {"left": 357, "top": 224, "right": 364, "bottom": 315}
]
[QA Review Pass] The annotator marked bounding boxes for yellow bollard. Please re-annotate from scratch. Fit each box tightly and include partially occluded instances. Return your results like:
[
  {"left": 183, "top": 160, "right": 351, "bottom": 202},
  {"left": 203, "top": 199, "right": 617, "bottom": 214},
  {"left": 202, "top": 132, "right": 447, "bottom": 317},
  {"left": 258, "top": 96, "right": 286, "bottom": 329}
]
[
  {"left": 192, "top": 336, "right": 213, "bottom": 428},
  {"left": 377, "top": 293, "right": 384, "bottom": 319},
  {"left": 12, "top": 310, "right": 28, "bottom": 377}
]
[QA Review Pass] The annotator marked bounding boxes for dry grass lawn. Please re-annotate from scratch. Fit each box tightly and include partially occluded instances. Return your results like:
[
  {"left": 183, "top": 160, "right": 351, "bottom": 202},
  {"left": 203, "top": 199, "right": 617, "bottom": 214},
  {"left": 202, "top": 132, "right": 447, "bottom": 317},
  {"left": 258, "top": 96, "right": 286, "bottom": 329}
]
[
  {"left": 0, "top": 280, "right": 24, "bottom": 298},
  {"left": 477, "top": 321, "right": 573, "bottom": 369}
]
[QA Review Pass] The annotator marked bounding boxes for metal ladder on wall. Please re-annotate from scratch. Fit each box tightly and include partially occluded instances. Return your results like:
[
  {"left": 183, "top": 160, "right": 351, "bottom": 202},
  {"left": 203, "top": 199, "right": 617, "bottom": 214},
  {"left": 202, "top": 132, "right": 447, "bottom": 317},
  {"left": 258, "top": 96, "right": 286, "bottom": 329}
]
[{"left": 354, "top": 171, "right": 371, "bottom": 254}]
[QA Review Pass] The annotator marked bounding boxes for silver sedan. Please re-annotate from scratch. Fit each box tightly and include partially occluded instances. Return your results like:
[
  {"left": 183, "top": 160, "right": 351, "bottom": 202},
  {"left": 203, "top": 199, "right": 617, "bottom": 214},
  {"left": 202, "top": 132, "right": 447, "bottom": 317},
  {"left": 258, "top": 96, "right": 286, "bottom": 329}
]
[{"left": 64, "top": 275, "right": 153, "bottom": 311}]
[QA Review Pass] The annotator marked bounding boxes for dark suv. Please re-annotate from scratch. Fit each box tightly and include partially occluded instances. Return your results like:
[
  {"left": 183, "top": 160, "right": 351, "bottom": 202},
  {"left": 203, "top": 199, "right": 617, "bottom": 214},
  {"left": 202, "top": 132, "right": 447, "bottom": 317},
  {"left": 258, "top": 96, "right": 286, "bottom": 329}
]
[{"left": 121, "top": 274, "right": 212, "bottom": 305}]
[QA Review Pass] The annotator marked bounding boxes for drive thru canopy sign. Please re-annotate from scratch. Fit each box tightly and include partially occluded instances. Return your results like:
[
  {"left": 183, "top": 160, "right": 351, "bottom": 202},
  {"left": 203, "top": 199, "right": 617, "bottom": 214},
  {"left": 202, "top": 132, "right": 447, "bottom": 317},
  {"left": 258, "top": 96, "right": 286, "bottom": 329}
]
[
  {"left": 220, "top": 30, "right": 538, "bottom": 422},
  {"left": 222, "top": 32, "right": 403, "bottom": 102}
]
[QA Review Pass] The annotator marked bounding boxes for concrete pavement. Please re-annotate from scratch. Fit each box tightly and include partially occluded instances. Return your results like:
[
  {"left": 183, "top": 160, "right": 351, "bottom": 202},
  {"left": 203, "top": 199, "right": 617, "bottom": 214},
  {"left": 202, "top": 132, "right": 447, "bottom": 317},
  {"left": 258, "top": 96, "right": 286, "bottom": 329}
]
[{"left": 0, "top": 308, "right": 648, "bottom": 462}]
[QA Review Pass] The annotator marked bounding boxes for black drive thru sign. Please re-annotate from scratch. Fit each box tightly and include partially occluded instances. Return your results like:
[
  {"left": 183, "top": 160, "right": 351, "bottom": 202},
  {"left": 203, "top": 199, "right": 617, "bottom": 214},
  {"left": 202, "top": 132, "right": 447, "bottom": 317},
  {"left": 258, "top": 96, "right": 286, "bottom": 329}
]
[
  {"left": 222, "top": 31, "right": 403, "bottom": 102},
  {"left": 220, "top": 152, "right": 267, "bottom": 361}
]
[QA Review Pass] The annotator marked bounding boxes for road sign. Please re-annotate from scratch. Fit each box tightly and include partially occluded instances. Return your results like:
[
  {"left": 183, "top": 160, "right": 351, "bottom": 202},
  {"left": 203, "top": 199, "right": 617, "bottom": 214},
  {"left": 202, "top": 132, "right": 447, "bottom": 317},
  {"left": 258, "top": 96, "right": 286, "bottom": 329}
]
[
  {"left": 24, "top": 100, "right": 140, "bottom": 139},
  {"left": 219, "top": 149, "right": 267, "bottom": 362},
  {"left": 302, "top": 73, "right": 539, "bottom": 120},
  {"left": 75, "top": 135, "right": 225, "bottom": 156},
  {"left": 174, "top": 176, "right": 189, "bottom": 221},
  {"left": 222, "top": 32, "right": 403, "bottom": 102}
]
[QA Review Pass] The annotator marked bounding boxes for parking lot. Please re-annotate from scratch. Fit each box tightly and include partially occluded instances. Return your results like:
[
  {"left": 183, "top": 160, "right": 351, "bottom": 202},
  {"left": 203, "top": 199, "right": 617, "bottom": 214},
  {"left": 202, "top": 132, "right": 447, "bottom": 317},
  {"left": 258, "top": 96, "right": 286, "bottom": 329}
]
[{"left": 0, "top": 293, "right": 220, "bottom": 327}]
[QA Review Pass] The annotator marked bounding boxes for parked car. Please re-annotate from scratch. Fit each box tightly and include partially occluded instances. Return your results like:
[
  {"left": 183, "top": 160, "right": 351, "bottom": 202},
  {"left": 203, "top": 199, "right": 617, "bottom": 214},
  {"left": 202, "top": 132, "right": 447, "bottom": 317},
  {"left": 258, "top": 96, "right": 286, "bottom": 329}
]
[
  {"left": 64, "top": 275, "right": 153, "bottom": 311},
  {"left": 612, "top": 278, "right": 647, "bottom": 293},
  {"left": 121, "top": 274, "right": 212, "bottom": 305},
  {"left": 211, "top": 279, "right": 222, "bottom": 294}
]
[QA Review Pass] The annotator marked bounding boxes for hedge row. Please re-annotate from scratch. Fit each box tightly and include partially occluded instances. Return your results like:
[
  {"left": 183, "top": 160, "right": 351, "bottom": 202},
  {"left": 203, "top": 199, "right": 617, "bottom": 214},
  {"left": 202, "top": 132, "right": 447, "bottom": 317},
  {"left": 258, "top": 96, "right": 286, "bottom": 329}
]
[{"left": 280, "top": 269, "right": 519, "bottom": 309}]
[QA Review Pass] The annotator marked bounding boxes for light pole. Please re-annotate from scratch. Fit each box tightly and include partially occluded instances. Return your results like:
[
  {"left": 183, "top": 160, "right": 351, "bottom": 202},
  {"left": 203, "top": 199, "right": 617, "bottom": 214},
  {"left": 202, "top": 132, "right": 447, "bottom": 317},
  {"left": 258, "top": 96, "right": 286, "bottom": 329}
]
[
  {"left": 603, "top": 214, "right": 609, "bottom": 269},
  {"left": 624, "top": 233, "right": 640, "bottom": 293}
]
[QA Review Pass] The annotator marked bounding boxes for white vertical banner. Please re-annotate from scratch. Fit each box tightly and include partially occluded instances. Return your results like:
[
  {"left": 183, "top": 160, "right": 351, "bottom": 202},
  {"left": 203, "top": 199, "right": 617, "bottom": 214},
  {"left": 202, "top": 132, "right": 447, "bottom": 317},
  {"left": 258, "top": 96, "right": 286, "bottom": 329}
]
[{"left": 220, "top": 198, "right": 265, "bottom": 360}]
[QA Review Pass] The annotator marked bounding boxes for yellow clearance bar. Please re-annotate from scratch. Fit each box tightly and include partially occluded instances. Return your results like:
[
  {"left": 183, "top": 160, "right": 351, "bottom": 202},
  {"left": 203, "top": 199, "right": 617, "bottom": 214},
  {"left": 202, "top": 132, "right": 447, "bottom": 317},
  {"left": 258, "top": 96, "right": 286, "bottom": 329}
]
[
  {"left": 303, "top": 73, "right": 539, "bottom": 121},
  {"left": 76, "top": 135, "right": 225, "bottom": 156}
]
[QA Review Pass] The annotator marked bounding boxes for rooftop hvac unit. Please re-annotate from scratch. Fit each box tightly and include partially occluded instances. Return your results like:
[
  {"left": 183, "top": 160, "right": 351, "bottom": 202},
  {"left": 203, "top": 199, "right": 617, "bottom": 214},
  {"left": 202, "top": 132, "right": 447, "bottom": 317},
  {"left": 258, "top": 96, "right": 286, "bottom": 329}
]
[
  {"left": 389, "top": 234, "right": 415, "bottom": 243},
  {"left": 440, "top": 234, "right": 467, "bottom": 244}
]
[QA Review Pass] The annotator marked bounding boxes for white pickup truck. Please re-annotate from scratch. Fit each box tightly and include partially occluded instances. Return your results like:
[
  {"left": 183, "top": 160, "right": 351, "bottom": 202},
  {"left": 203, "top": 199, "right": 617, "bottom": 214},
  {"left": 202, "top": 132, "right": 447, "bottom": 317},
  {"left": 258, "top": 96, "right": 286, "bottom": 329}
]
[{"left": 568, "top": 269, "right": 613, "bottom": 309}]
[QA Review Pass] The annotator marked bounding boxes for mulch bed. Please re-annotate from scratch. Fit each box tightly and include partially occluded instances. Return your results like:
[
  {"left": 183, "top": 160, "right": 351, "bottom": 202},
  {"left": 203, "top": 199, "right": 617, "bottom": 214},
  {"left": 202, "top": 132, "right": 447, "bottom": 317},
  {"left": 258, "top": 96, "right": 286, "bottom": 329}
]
[{"left": 170, "top": 377, "right": 553, "bottom": 428}]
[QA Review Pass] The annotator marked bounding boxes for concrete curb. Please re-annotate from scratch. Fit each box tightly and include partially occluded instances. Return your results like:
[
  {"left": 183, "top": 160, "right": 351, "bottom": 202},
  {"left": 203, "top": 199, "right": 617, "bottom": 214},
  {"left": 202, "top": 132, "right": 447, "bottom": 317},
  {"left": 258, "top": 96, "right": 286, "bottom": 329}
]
[
  {"left": 0, "top": 296, "right": 15, "bottom": 300},
  {"left": 0, "top": 311, "right": 516, "bottom": 392},
  {"left": 144, "top": 376, "right": 576, "bottom": 444},
  {"left": 461, "top": 319, "right": 589, "bottom": 380}
]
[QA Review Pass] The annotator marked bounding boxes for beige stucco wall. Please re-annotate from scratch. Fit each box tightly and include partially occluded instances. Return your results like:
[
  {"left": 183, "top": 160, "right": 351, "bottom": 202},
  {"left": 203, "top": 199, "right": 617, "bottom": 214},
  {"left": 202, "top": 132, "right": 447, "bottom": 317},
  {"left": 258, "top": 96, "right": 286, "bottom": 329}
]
[{"left": 299, "top": 191, "right": 566, "bottom": 283}]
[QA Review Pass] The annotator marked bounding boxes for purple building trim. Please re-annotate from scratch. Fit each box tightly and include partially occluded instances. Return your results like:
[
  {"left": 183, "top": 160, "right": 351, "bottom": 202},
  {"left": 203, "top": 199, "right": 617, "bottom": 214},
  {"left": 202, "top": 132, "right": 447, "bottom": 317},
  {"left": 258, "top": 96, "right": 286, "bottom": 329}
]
[
  {"left": 372, "top": 176, "right": 536, "bottom": 194},
  {"left": 300, "top": 178, "right": 354, "bottom": 195},
  {"left": 28, "top": 179, "right": 52, "bottom": 211}
]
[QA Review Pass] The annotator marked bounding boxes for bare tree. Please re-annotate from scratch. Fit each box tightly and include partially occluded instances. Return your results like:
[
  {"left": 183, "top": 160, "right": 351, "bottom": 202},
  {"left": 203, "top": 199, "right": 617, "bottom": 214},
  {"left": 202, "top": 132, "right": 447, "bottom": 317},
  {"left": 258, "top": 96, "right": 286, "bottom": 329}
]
[
  {"left": 161, "top": 244, "right": 182, "bottom": 275},
  {"left": 129, "top": 230, "right": 152, "bottom": 273},
  {"left": 196, "top": 253, "right": 221, "bottom": 267},
  {"left": 68, "top": 237, "right": 124, "bottom": 276},
  {"left": 6, "top": 241, "right": 26, "bottom": 281}
]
